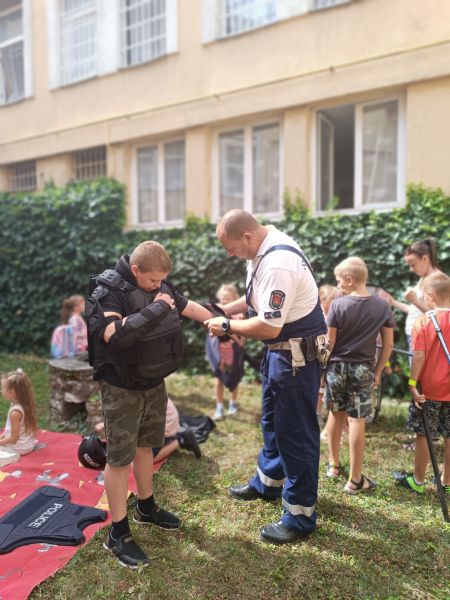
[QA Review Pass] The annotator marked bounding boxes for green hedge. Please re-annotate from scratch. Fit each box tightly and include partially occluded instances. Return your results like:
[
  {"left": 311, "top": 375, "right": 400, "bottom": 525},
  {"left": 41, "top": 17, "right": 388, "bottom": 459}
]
[
  {"left": 0, "top": 179, "right": 126, "bottom": 354},
  {"left": 0, "top": 181, "right": 448, "bottom": 395}
]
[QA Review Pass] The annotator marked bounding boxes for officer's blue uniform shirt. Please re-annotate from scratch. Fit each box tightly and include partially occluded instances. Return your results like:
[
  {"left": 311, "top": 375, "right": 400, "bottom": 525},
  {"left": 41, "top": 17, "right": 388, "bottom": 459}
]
[{"left": 246, "top": 226, "right": 318, "bottom": 327}]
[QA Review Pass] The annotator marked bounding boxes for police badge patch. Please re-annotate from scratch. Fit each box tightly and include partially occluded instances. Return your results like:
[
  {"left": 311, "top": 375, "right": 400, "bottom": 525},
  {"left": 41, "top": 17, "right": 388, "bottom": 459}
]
[{"left": 269, "top": 290, "right": 285, "bottom": 310}]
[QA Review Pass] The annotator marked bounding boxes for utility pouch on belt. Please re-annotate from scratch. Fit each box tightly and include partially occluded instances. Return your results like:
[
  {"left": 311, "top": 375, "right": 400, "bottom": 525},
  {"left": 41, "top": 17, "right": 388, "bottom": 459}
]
[
  {"left": 288, "top": 337, "right": 305, "bottom": 374},
  {"left": 315, "top": 334, "right": 331, "bottom": 369}
]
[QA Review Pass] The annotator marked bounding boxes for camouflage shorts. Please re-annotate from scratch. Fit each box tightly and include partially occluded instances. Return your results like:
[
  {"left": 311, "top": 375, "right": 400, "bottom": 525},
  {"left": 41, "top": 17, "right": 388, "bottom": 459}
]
[
  {"left": 99, "top": 380, "right": 168, "bottom": 467},
  {"left": 407, "top": 400, "right": 450, "bottom": 438},
  {"left": 325, "top": 361, "right": 374, "bottom": 419}
]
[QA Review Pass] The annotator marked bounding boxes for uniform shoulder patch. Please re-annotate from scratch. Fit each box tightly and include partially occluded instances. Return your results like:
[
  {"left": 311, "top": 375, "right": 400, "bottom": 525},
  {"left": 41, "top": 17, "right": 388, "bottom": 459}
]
[{"left": 269, "top": 290, "right": 286, "bottom": 310}]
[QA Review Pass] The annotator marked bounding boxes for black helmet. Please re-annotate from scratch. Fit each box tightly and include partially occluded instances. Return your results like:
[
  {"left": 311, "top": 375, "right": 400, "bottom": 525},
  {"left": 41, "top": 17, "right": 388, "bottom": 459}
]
[{"left": 78, "top": 433, "right": 107, "bottom": 469}]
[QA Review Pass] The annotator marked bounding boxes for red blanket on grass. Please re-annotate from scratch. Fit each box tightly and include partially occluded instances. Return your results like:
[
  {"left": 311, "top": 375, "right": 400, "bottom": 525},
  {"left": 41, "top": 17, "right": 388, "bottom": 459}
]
[{"left": 0, "top": 430, "right": 165, "bottom": 600}]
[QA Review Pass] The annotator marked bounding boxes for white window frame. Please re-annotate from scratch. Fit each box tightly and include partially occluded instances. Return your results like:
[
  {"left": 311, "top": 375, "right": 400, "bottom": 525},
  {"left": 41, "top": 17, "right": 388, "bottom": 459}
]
[
  {"left": 8, "top": 159, "right": 37, "bottom": 192},
  {"left": 119, "top": 0, "right": 178, "bottom": 69},
  {"left": 212, "top": 119, "right": 283, "bottom": 222},
  {"left": 131, "top": 137, "right": 186, "bottom": 229},
  {"left": 312, "top": 94, "right": 406, "bottom": 215},
  {"left": 0, "top": 0, "right": 32, "bottom": 106},
  {"left": 203, "top": 0, "right": 353, "bottom": 43},
  {"left": 48, "top": 0, "right": 178, "bottom": 88}
]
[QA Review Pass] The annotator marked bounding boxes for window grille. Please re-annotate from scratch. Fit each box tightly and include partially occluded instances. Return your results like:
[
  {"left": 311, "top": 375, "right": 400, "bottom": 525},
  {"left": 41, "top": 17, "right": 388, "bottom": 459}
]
[
  {"left": 220, "top": 0, "right": 276, "bottom": 36},
  {"left": 310, "top": 0, "right": 348, "bottom": 10},
  {"left": 74, "top": 146, "right": 107, "bottom": 180},
  {"left": 121, "top": 0, "right": 167, "bottom": 67},
  {"left": 8, "top": 160, "right": 36, "bottom": 192},
  {"left": 59, "top": 0, "right": 97, "bottom": 85},
  {"left": 0, "top": 2, "right": 24, "bottom": 105}
]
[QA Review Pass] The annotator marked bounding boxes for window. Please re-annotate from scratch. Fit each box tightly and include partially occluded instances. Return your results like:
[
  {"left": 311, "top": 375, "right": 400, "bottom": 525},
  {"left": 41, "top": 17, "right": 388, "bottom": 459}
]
[
  {"left": 0, "top": 0, "right": 24, "bottom": 105},
  {"left": 315, "top": 98, "right": 404, "bottom": 212},
  {"left": 215, "top": 122, "right": 280, "bottom": 218},
  {"left": 59, "top": 0, "right": 97, "bottom": 85},
  {"left": 73, "top": 146, "right": 107, "bottom": 180},
  {"left": 203, "top": 0, "right": 354, "bottom": 42},
  {"left": 136, "top": 140, "right": 185, "bottom": 226},
  {"left": 120, "top": 0, "right": 167, "bottom": 67},
  {"left": 220, "top": 0, "right": 276, "bottom": 37},
  {"left": 8, "top": 160, "right": 36, "bottom": 192},
  {"left": 310, "top": 0, "right": 349, "bottom": 10}
]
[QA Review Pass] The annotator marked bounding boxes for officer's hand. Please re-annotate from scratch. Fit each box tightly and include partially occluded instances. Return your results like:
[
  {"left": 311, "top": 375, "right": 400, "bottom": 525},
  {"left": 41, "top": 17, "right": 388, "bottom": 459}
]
[
  {"left": 155, "top": 293, "right": 175, "bottom": 309},
  {"left": 204, "top": 317, "right": 227, "bottom": 336}
]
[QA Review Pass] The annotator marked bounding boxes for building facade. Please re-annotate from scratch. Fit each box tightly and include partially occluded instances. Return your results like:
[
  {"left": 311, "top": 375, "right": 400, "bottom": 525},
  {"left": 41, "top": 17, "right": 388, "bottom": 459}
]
[{"left": 1, "top": 0, "right": 449, "bottom": 228}]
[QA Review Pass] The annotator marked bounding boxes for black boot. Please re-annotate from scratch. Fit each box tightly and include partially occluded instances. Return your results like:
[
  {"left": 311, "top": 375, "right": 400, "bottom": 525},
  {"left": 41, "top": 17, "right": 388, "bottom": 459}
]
[{"left": 177, "top": 429, "right": 201, "bottom": 458}]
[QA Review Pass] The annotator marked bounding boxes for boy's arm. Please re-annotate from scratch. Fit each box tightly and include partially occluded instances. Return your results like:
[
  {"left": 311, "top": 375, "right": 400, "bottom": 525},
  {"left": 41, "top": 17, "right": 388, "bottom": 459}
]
[
  {"left": 327, "top": 327, "right": 337, "bottom": 352},
  {"left": 409, "top": 350, "right": 426, "bottom": 407},
  {"left": 0, "top": 410, "right": 21, "bottom": 446},
  {"left": 374, "top": 326, "right": 394, "bottom": 385}
]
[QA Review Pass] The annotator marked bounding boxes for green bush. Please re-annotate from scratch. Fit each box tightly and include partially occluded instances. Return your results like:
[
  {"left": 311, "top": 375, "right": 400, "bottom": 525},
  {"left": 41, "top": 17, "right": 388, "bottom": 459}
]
[
  {"left": 0, "top": 179, "right": 125, "bottom": 354},
  {"left": 0, "top": 180, "right": 448, "bottom": 396}
]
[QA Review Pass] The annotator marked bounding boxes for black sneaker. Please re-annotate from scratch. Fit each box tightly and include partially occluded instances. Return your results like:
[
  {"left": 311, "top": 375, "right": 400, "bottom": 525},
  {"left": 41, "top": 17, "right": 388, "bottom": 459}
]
[
  {"left": 177, "top": 428, "right": 202, "bottom": 459},
  {"left": 133, "top": 505, "right": 181, "bottom": 529},
  {"left": 103, "top": 530, "right": 150, "bottom": 569}
]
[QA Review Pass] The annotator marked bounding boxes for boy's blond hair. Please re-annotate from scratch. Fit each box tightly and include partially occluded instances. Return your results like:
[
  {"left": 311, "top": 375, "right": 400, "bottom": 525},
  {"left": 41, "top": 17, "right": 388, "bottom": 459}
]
[
  {"left": 319, "top": 284, "right": 340, "bottom": 302},
  {"left": 422, "top": 272, "right": 450, "bottom": 301},
  {"left": 130, "top": 241, "right": 172, "bottom": 273},
  {"left": 334, "top": 257, "right": 368, "bottom": 284}
]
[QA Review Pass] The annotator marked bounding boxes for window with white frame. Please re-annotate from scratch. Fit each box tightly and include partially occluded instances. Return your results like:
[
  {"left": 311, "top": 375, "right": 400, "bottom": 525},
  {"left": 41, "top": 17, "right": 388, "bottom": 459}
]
[
  {"left": 120, "top": 0, "right": 167, "bottom": 67},
  {"left": 136, "top": 140, "right": 185, "bottom": 225},
  {"left": 216, "top": 122, "right": 280, "bottom": 218},
  {"left": 59, "top": 0, "right": 97, "bottom": 85},
  {"left": 203, "top": 0, "right": 354, "bottom": 42},
  {"left": 0, "top": 0, "right": 24, "bottom": 105},
  {"left": 310, "top": 0, "right": 350, "bottom": 11},
  {"left": 8, "top": 160, "right": 36, "bottom": 192},
  {"left": 316, "top": 98, "right": 404, "bottom": 212},
  {"left": 220, "top": 0, "right": 276, "bottom": 37},
  {"left": 73, "top": 146, "right": 107, "bottom": 180}
]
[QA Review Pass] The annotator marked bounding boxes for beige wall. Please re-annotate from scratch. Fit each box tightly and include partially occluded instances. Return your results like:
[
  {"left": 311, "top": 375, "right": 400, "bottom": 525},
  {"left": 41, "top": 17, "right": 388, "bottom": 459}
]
[
  {"left": 2, "top": 0, "right": 450, "bottom": 163},
  {"left": 1, "top": 0, "right": 450, "bottom": 215},
  {"left": 186, "top": 126, "right": 212, "bottom": 219},
  {"left": 35, "top": 154, "right": 72, "bottom": 189},
  {"left": 406, "top": 77, "right": 450, "bottom": 191},
  {"left": 283, "top": 107, "right": 312, "bottom": 205}
]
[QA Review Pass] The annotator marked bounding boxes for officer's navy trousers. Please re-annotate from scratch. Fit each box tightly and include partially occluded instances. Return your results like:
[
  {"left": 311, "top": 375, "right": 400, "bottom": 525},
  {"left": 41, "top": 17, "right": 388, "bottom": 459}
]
[{"left": 249, "top": 350, "right": 321, "bottom": 533}]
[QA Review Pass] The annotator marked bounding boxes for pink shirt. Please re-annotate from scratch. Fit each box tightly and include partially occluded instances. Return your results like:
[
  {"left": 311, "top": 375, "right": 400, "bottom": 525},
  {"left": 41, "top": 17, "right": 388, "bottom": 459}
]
[{"left": 165, "top": 398, "right": 180, "bottom": 438}]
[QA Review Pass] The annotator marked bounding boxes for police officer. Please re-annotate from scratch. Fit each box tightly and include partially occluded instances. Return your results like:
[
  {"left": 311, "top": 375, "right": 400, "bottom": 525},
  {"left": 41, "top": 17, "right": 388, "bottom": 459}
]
[
  {"left": 87, "top": 241, "right": 212, "bottom": 568},
  {"left": 205, "top": 210, "right": 327, "bottom": 544}
]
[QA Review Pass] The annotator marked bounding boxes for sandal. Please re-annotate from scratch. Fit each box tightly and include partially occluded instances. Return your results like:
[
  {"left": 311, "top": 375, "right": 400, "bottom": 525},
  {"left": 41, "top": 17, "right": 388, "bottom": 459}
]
[
  {"left": 326, "top": 463, "right": 342, "bottom": 479},
  {"left": 344, "top": 474, "right": 376, "bottom": 495}
]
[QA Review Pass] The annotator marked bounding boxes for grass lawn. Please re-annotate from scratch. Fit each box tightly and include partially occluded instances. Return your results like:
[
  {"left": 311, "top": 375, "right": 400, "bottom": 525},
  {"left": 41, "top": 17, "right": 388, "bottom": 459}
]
[{"left": 1, "top": 355, "right": 449, "bottom": 599}]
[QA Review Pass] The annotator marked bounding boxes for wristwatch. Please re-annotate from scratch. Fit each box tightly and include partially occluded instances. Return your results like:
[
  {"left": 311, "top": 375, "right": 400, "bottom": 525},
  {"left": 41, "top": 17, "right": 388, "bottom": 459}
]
[{"left": 221, "top": 318, "right": 231, "bottom": 334}]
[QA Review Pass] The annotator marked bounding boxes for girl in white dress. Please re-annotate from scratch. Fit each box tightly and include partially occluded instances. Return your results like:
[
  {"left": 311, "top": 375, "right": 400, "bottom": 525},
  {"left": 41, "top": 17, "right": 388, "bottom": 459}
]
[{"left": 0, "top": 369, "right": 37, "bottom": 455}]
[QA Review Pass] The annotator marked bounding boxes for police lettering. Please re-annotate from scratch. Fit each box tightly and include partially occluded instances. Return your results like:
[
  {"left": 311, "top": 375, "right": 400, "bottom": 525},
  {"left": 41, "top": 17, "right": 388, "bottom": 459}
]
[{"left": 27, "top": 502, "right": 64, "bottom": 529}]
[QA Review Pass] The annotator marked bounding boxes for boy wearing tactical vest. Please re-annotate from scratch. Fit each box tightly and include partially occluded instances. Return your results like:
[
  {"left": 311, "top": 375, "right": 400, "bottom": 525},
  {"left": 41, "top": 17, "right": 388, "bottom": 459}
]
[{"left": 87, "top": 241, "right": 212, "bottom": 569}]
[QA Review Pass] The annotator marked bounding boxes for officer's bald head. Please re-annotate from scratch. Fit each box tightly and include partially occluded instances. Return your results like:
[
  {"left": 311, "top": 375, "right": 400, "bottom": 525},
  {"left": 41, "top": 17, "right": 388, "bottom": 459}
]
[{"left": 216, "top": 209, "right": 260, "bottom": 240}]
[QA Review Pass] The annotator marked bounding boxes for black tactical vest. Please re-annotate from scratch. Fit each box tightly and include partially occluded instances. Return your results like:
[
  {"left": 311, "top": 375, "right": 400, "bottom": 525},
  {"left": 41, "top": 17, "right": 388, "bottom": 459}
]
[{"left": 88, "top": 271, "right": 183, "bottom": 388}]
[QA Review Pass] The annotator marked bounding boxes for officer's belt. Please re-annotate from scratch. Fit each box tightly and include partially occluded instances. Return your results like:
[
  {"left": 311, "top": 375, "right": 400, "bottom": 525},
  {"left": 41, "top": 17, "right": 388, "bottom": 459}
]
[{"left": 267, "top": 335, "right": 331, "bottom": 374}]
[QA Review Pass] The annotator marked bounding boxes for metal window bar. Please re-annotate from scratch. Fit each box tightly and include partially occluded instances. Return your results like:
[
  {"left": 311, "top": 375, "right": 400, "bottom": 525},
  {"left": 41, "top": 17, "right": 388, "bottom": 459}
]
[
  {"left": 0, "top": 39, "right": 24, "bottom": 104},
  {"left": 120, "top": 0, "right": 166, "bottom": 67},
  {"left": 310, "top": 0, "right": 349, "bottom": 10},
  {"left": 74, "top": 146, "right": 107, "bottom": 180},
  {"left": 221, "top": 0, "right": 276, "bottom": 37},
  {"left": 9, "top": 160, "right": 37, "bottom": 192},
  {"left": 0, "top": 2, "right": 24, "bottom": 105},
  {"left": 59, "top": 0, "right": 97, "bottom": 85}
]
